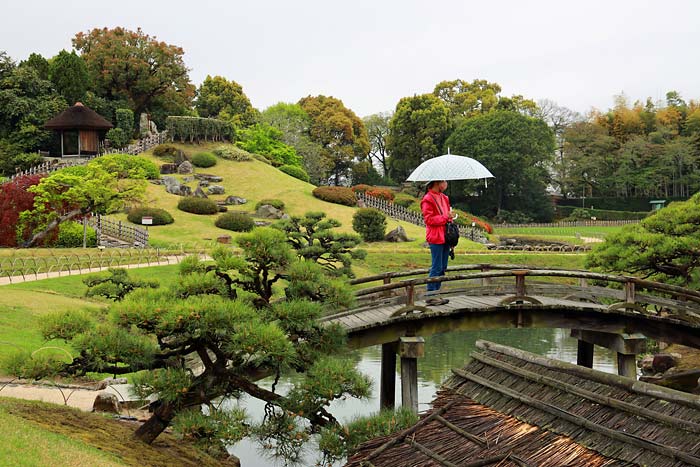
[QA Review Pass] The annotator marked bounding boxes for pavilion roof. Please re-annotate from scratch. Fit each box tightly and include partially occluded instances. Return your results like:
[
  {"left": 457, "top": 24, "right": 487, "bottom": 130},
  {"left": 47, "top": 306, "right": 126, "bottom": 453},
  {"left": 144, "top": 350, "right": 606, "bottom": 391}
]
[{"left": 43, "top": 102, "right": 113, "bottom": 130}]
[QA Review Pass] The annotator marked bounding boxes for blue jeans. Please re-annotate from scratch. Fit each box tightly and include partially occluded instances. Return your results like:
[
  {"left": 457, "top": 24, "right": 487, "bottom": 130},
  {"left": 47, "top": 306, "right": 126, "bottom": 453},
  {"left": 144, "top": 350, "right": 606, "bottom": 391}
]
[{"left": 427, "top": 243, "right": 450, "bottom": 292}]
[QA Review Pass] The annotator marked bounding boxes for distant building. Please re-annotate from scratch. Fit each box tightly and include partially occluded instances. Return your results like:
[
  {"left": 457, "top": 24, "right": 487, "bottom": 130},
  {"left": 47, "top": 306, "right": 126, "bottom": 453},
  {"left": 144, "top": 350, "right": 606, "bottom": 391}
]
[{"left": 43, "top": 102, "right": 113, "bottom": 157}]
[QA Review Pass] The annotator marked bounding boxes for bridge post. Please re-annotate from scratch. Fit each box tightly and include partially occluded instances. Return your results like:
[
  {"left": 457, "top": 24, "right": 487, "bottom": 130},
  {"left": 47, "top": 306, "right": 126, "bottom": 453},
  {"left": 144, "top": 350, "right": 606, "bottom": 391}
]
[
  {"left": 380, "top": 342, "right": 397, "bottom": 410},
  {"left": 399, "top": 336, "right": 424, "bottom": 413},
  {"left": 480, "top": 265, "right": 492, "bottom": 286},
  {"left": 576, "top": 340, "right": 594, "bottom": 368},
  {"left": 571, "top": 330, "right": 646, "bottom": 378}
]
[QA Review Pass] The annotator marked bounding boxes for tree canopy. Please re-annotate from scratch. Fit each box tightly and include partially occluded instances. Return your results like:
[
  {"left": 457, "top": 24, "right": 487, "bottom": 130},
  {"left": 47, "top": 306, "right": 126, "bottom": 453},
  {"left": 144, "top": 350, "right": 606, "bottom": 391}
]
[
  {"left": 195, "top": 75, "right": 257, "bottom": 127},
  {"left": 446, "top": 110, "right": 556, "bottom": 221},
  {"left": 298, "top": 95, "right": 369, "bottom": 185},
  {"left": 386, "top": 93, "right": 451, "bottom": 181},
  {"left": 72, "top": 27, "right": 194, "bottom": 124},
  {"left": 48, "top": 49, "right": 89, "bottom": 105},
  {"left": 586, "top": 193, "right": 700, "bottom": 286}
]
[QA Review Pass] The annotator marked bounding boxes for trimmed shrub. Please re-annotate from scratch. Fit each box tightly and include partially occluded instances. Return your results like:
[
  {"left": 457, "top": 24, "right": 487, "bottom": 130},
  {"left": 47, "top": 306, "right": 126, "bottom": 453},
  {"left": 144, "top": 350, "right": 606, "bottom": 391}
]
[
  {"left": 90, "top": 154, "right": 159, "bottom": 179},
  {"left": 106, "top": 128, "right": 128, "bottom": 149},
  {"left": 153, "top": 144, "right": 179, "bottom": 159},
  {"left": 352, "top": 208, "right": 387, "bottom": 242},
  {"left": 252, "top": 153, "right": 272, "bottom": 164},
  {"left": 557, "top": 205, "right": 648, "bottom": 221},
  {"left": 394, "top": 193, "right": 417, "bottom": 208},
  {"left": 177, "top": 197, "right": 219, "bottom": 215},
  {"left": 127, "top": 207, "right": 174, "bottom": 225},
  {"left": 255, "top": 198, "right": 285, "bottom": 210},
  {"left": 215, "top": 212, "right": 255, "bottom": 232},
  {"left": 191, "top": 152, "right": 217, "bottom": 168},
  {"left": 212, "top": 145, "right": 252, "bottom": 161},
  {"left": 54, "top": 221, "right": 97, "bottom": 248},
  {"left": 0, "top": 151, "right": 43, "bottom": 177},
  {"left": 279, "top": 164, "right": 310, "bottom": 183},
  {"left": 366, "top": 187, "right": 394, "bottom": 201},
  {"left": 351, "top": 184, "right": 373, "bottom": 194},
  {"left": 312, "top": 186, "right": 357, "bottom": 207}
]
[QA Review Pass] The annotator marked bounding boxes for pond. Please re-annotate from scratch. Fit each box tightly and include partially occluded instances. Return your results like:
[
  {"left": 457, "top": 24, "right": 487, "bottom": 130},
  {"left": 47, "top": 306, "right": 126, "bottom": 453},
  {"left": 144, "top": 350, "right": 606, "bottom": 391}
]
[{"left": 229, "top": 327, "right": 617, "bottom": 466}]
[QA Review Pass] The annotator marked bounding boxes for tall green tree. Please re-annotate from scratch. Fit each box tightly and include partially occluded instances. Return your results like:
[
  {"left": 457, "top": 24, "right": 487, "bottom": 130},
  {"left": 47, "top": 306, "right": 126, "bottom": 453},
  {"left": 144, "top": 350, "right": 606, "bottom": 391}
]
[
  {"left": 446, "top": 110, "right": 556, "bottom": 220},
  {"left": 433, "top": 78, "right": 537, "bottom": 121},
  {"left": 363, "top": 112, "right": 392, "bottom": 178},
  {"left": 195, "top": 75, "right": 257, "bottom": 127},
  {"left": 48, "top": 50, "right": 89, "bottom": 105},
  {"left": 72, "top": 27, "right": 194, "bottom": 124},
  {"left": 386, "top": 94, "right": 450, "bottom": 181},
  {"left": 262, "top": 102, "right": 327, "bottom": 184},
  {"left": 19, "top": 53, "right": 49, "bottom": 80},
  {"left": 0, "top": 51, "right": 67, "bottom": 152},
  {"left": 298, "top": 95, "right": 369, "bottom": 185}
]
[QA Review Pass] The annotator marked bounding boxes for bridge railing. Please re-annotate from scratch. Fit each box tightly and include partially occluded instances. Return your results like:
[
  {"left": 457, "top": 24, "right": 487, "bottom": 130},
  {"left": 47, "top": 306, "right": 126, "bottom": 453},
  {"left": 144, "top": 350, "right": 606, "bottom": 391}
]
[{"left": 336, "top": 266, "right": 700, "bottom": 325}]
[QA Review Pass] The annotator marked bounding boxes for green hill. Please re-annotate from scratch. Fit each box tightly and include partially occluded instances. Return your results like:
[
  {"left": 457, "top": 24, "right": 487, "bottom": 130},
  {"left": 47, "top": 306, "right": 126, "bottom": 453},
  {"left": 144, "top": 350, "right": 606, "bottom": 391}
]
[{"left": 118, "top": 142, "right": 428, "bottom": 248}]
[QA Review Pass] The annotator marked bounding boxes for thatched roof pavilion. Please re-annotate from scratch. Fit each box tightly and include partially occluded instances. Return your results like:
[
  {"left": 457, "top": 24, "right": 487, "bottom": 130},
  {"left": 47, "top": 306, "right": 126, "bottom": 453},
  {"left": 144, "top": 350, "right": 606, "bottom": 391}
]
[
  {"left": 345, "top": 340, "right": 700, "bottom": 467},
  {"left": 43, "top": 102, "right": 113, "bottom": 157}
]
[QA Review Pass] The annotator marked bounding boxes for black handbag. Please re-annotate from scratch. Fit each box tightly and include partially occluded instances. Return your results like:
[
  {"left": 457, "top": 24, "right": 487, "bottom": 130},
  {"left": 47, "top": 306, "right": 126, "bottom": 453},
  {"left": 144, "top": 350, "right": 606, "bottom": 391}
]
[{"left": 431, "top": 194, "right": 459, "bottom": 247}]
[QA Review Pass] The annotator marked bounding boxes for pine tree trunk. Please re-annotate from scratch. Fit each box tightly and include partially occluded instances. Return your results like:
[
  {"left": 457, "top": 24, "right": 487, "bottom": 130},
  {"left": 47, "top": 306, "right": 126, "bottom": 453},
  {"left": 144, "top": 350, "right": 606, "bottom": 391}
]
[{"left": 133, "top": 402, "right": 176, "bottom": 444}]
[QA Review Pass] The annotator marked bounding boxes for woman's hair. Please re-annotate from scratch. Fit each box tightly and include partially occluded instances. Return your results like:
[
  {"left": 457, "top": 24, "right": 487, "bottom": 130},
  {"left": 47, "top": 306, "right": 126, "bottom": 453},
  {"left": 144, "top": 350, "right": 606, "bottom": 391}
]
[{"left": 424, "top": 181, "right": 441, "bottom": 193}]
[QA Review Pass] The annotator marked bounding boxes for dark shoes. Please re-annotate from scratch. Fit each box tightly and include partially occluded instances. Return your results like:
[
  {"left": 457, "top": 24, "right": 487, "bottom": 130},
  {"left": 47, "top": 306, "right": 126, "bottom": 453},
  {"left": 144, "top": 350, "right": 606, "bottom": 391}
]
[{"left": 425, "top": 297, "right": 449, "bottom": 306}]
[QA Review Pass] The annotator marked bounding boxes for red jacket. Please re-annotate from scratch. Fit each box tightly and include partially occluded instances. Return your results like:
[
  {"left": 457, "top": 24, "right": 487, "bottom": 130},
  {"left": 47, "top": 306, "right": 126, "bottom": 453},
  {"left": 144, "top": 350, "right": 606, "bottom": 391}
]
[{"left": 421, "top": 191, "right": 451, "bottom": 244}]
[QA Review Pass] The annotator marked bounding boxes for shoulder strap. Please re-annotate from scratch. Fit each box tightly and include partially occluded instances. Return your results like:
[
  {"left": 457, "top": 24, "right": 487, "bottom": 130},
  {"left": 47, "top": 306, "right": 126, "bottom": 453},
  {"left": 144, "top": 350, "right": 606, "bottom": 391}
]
[{"left": 429, "top": 192, "right": 444, "bottom": 215}]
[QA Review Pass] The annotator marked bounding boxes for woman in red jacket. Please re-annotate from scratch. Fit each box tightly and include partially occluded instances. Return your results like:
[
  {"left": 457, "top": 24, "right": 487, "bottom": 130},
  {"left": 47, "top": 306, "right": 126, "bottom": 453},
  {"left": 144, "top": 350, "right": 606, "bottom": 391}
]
[{"left": 420, "top": 180, "right": 453, "bottom": 305}]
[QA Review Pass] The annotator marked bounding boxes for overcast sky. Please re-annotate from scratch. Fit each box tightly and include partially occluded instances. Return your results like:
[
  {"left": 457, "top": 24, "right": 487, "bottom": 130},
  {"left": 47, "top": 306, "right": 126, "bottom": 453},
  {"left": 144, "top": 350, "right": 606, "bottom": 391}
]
[{"left": 2, "top": 0, "right": 698, "bottom": 117}]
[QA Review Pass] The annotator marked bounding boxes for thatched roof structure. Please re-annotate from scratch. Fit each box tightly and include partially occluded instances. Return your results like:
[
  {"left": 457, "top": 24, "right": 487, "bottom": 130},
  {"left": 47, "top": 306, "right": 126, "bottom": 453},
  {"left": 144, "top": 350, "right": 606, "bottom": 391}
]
[
  {"left": 43, "top": 102, "right": 113, "bottom": 130},
  {"left": 346, "top": 340, "right": 700, "bottom": 467}
]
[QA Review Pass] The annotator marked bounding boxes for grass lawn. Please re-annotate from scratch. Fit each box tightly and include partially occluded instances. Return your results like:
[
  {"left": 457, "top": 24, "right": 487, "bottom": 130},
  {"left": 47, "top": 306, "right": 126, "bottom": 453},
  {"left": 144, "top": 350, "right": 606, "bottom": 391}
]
[
  {"left": 494, "top": 225, "right": 624, "bottom": 239},
  {"left": 0, "top": 398, "right": 235, "bottom": 467}
]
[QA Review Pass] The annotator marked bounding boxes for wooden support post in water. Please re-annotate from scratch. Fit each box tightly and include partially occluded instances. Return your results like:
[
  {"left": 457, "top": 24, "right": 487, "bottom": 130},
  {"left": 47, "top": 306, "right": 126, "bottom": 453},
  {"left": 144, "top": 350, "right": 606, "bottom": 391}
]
[
  {"left": 577, "top": 339, "right": 594, "bottom": 368},
  {"left": 399, "top": 336, "right": 424, "bottom": 413},
  {"left": 617, "top": 353, "right": 637, "bottom": 378},
  {"left": 571, "top": 329, "right": 646, "bottom": 378},
  {"left": 380, "top": 342, "right": 397, "bottom": 410}
]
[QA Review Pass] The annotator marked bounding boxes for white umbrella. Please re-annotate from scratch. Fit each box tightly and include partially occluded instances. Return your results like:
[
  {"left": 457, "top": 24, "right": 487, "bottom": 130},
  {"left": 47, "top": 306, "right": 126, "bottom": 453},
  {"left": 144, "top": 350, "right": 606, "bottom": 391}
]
[{"left": 406, "top": 153, "right": 494, "bottom": 182}]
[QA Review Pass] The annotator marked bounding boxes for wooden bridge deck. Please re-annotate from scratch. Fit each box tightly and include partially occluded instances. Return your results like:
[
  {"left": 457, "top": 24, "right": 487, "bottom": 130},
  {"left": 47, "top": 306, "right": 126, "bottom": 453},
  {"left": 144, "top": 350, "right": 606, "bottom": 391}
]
[{"left": 323, "top": 265, "right": 700, "bottom": 349}]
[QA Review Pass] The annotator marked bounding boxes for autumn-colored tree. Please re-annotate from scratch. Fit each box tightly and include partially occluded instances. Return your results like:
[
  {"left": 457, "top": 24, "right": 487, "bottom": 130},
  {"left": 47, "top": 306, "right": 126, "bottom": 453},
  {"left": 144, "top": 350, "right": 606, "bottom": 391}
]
[
  {"left": 298, "top": 95, "right": 369, "bottom": 185},
  {"left": 386, "top": 94, "right": 450, "bottom": 181},
  {"left": 72, "top": 27, "right": 194, "bottom": 123},
  {"left": 0, "top": 174, "right": 43, "bottom": 246},
  {"left": 433, "top": 78, "right": 537, "bottom": 121},
  {"left": 195, "top": 75, "right": 257, "bottom": 127}
]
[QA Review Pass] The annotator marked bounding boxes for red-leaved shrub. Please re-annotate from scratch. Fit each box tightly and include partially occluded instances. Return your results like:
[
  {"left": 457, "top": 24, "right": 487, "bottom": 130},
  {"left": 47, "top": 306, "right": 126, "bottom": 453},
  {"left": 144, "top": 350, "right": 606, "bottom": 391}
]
[{"left": 0, "top": 175, "right": 43, "bottom": 246}]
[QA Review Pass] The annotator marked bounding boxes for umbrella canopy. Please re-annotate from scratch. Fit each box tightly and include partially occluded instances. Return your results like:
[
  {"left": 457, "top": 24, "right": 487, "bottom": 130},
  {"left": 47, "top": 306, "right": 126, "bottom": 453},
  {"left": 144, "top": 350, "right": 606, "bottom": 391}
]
[{"left": 406, "top": 154, "right": 494, "bottom": 182}]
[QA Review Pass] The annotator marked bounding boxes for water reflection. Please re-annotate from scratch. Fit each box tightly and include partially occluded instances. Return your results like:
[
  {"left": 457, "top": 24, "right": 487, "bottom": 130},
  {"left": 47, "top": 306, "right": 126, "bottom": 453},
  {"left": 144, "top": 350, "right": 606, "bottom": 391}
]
[{"left": 230, "top": 328, "right": 617, "bottom": 466}]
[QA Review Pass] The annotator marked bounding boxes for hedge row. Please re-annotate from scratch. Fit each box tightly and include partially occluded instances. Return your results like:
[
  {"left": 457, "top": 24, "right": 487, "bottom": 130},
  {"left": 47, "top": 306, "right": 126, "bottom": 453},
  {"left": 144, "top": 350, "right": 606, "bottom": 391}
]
[
  {"left": 556, "top": 196, "right": 687, "bottom": 211},
  {"left": 556, "top": 205, "right": 649, "bottom": 220},
  {"left": 312, "top": 186, "right": 357, "bottom": 206}
]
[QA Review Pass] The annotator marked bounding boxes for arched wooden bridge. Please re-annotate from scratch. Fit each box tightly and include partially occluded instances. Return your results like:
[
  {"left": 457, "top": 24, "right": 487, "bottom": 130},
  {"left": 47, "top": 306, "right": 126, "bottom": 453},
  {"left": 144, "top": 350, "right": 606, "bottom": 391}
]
[{"left": 322, "top": 264, "right": 700, "bottom": 411}]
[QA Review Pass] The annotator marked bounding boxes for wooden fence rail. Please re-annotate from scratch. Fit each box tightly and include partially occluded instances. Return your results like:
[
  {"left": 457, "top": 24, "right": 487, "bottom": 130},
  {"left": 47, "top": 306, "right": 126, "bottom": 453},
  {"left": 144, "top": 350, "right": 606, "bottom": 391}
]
[
  {"left": 104, "top": 131, "right": 169, "bottom": 156},
  {"left": 496, "top": 219, "right": 640, "bottom": 229},
  {"left": 87, "top": 214, "right": 149, "bottom": 248},
  {"left": 357, "top": 193, "right": 487, "bottom": 242}
]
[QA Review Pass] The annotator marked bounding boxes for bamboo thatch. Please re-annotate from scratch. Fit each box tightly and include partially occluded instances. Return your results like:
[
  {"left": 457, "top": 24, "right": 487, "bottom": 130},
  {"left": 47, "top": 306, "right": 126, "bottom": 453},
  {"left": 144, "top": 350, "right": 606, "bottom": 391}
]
[
  {"left": 345, "top": 340, "right": 700, "bottom": 467},
  {"left": 43, "top": 102, "right": 113, "bottom": 130}
]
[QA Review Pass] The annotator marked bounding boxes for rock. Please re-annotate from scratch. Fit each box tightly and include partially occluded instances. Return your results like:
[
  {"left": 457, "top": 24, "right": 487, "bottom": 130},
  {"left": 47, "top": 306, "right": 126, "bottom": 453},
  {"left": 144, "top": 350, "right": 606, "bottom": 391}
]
[
  {"left": 96, "top": 377, "right": 128, "bottom": 390},
  {"left": 198, "top": 180, "right": 210, "bottom": 187},
  {"left": 256, "top": 204, "right": 284, "bottom": 219},
  {"left": 159, "top": 163, "right": 177, "bottom": 174},
  {"left": 93, "top": 392, "right": 120, "bottom": 413},
  {"left": 149, "top": 179, "right": 163, "bottom": 185},
  {"left": 640, "top": 355, "right": 655, "bottom": 373},
  {"left": 217, "top": 235, "right": 231, "bottom": 244},
  {"left": 193, "top": 185, "right": 208, "bottom": 198},
  {"left": 177, "top": 161, "right": 194, "bottom": 174},
  {"left": 385, "top": 225, "right": 412, "bottom": 242},
  {"left": 182, "top": 175, "right": 195, "bottom": 183},
  {"left": 194, "top": 173, "right": 223, "bottom": 183},
  {"left": 207, "top": 185, "right": 225, "bottom": 195},
  {"left": 224, "top": 196, "right": 247, "bottom": 205},
  {"left": 652, "top": 354, "right": 680, "bottom": 373},
  {"left": 639, "top": 369, "right": 700, "bottom": 393},
  {"left": 254, "top": 221, "right": 271, "bottom": 227}
]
